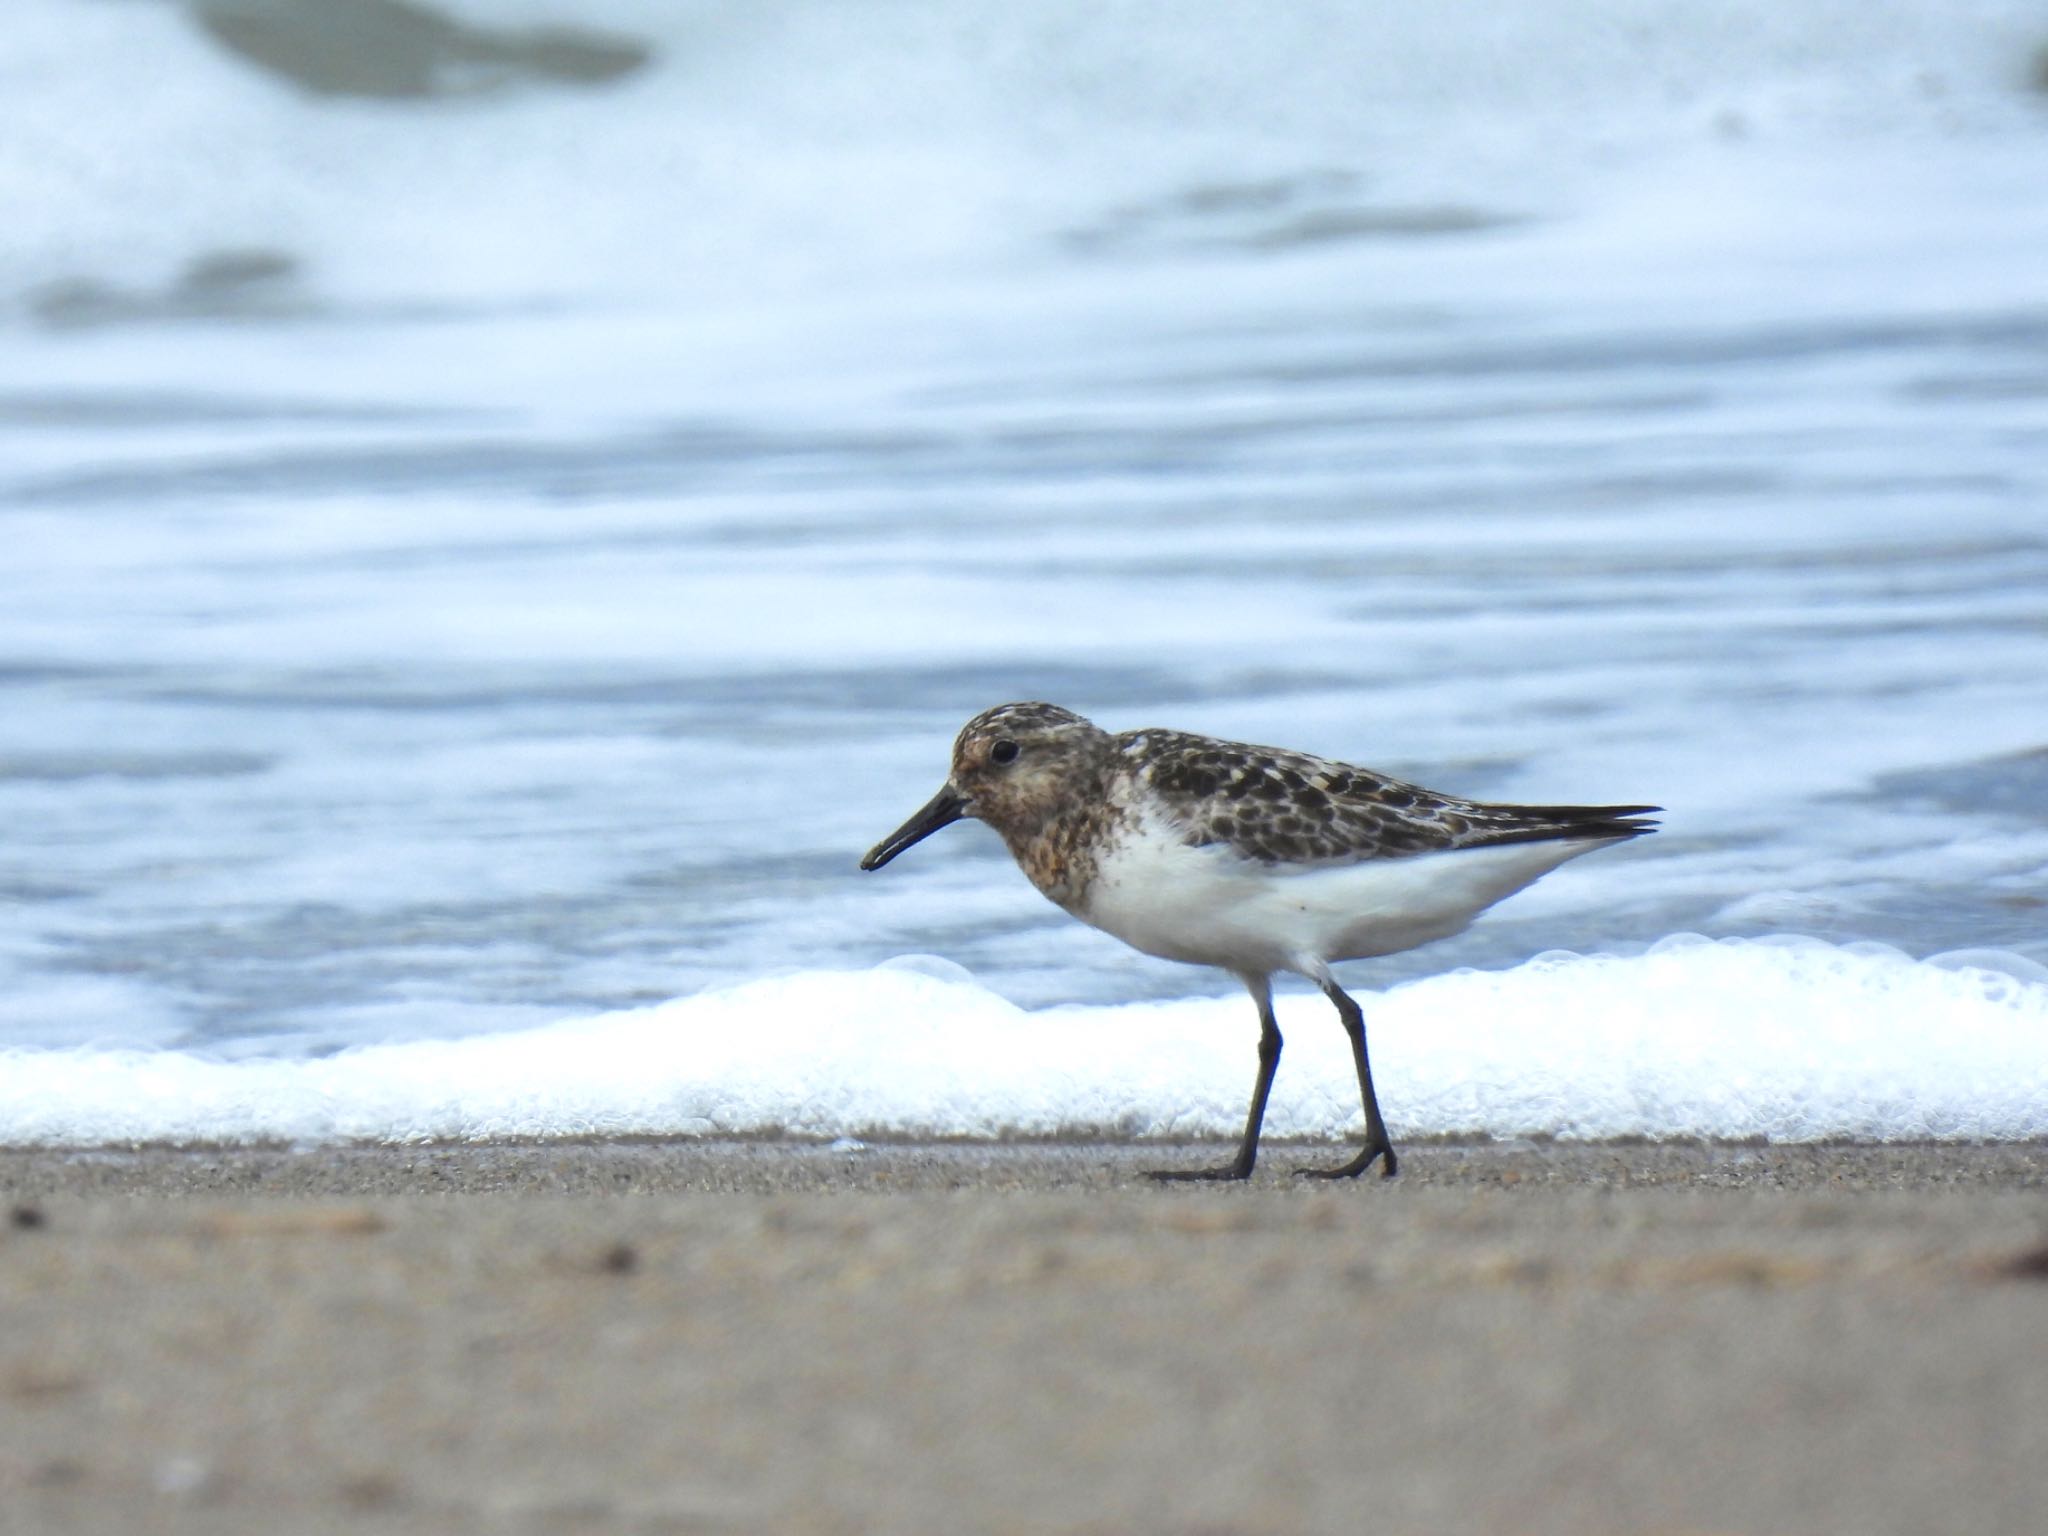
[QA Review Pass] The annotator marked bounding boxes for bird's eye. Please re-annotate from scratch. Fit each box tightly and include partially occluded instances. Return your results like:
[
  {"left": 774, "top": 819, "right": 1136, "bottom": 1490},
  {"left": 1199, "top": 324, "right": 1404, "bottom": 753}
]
[{"left": 990, "top": 739, "right": 1020, "bottom": 766}]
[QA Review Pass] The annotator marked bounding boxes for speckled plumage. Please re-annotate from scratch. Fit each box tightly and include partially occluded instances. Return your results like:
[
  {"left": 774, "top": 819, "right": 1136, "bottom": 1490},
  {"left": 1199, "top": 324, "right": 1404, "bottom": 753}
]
[
  {"left": 862, "top": 702, "right": 1659, "bottom": 1182},
  {"left": 1121, "top": 728, "right": 1656, "bottom": 868}
]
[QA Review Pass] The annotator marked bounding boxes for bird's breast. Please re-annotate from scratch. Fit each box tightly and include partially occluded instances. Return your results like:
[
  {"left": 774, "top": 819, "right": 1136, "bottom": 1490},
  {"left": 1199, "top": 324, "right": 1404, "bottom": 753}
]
[{"left": 1075, "top": 822, "right": 1291, "bottom": 972}]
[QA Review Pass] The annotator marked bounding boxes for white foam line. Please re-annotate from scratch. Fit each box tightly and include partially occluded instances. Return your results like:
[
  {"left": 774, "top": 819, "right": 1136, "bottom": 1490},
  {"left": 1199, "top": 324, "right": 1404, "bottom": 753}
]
[{"left": 2, "top": 937, "right": 2043, "bottom": 1147}]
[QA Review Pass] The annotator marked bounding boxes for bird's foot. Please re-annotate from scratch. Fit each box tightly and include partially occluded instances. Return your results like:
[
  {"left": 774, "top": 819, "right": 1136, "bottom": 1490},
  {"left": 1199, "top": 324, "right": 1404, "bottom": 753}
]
[{"left": 1292, "top": 1143, "right": 1398, "bottom": 1181}]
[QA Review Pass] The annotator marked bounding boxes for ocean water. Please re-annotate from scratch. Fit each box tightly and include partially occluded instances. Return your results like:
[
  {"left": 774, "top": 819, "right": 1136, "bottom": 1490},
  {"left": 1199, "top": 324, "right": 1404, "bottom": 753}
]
[{"left": 2, "top": 0, "right": 2045, "bottom": 1144}]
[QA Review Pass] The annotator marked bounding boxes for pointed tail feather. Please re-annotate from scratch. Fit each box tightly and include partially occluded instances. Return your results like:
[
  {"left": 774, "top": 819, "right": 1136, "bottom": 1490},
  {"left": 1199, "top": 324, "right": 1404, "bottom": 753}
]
[{"left": 1462, "top": 803, "right": 1661, "bottom": 849}]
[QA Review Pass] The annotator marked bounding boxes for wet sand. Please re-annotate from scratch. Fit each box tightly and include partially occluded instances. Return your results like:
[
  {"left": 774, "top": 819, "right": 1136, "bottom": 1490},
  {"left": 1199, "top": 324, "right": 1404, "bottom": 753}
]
[{"left": 5, "top": 1140, "right": 2047, "bottom": 1534}]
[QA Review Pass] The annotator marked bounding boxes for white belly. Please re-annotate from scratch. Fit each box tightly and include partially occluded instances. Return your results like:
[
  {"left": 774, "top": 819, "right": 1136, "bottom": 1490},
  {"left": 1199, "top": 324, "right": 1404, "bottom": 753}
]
[{"left": 1077, "top": 827, "right": 1609, "bottom": 979}]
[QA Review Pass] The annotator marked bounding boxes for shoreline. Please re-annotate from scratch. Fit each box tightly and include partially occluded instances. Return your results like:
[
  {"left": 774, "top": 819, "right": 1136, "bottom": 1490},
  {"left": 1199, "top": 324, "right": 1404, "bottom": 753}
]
[
  {"left": 7, "top": 1139, "right": 2047, "bottom": 1534},
  {"left": 6, "top": 1136, "right": 2048, "bottom": 1198}
]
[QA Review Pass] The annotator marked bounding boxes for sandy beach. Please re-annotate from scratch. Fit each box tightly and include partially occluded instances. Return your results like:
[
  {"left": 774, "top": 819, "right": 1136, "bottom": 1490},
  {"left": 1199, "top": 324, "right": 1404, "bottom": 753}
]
[{"left": 4, "top": 1139, "right": 2046, "bottom": 1534}]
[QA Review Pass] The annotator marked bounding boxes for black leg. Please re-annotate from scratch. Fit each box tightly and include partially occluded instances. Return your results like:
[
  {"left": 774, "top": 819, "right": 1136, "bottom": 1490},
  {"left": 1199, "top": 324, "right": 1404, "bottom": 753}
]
[
  {"left": 1148, "top": 977, "right": 1281, "bottom": 1182},
  {"left": 1293, "top": 978, "right": 1398, "bottom": 1180}
]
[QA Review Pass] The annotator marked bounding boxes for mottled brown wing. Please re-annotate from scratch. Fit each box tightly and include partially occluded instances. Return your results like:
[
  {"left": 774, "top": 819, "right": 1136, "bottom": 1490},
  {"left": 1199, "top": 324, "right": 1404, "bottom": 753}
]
[{"left": 1121, "top": 729, "right": 1657, "bottom": 867}]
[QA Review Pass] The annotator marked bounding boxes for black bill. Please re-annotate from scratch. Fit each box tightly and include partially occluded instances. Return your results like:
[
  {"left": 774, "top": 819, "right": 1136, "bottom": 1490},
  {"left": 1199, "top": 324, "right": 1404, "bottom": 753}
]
[{"left": 860, "top": 785, "right": 968, "bottom": 870}]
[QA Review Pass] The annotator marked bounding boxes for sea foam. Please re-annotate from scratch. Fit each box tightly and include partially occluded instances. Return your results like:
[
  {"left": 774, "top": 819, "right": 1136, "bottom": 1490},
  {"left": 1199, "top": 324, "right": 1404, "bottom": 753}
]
[{"left": 1, "top": 937, "right": 2041, "bottom": 1148}]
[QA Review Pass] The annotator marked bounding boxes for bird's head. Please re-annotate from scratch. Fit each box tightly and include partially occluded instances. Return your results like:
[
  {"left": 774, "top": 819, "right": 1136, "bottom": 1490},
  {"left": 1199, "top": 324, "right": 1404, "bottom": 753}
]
[{"left": 860, "top": 702, "right": 1110, "bottom": 870}]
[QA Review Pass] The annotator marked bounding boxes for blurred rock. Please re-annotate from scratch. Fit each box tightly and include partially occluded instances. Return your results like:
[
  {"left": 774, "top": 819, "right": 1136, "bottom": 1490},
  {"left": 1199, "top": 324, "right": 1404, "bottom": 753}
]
[
  {"left": 29, "top": 248, "right": 308, "bottom": 327},
  {"left": 189, "top": 0, "right": 651, "bottom": 99}
]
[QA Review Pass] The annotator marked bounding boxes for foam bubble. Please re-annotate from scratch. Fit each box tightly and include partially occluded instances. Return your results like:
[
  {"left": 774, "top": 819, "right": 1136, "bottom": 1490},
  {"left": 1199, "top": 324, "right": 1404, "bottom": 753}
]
[{"left": 1, "top": 937, "right": 2040, "bottom": 1147}]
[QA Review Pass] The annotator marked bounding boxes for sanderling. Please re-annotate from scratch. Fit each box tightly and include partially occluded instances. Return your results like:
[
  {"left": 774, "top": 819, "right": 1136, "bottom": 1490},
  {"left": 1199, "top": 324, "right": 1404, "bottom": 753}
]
[{"left": 861, "top": 702, "right": 1657, "bottom": 1181}]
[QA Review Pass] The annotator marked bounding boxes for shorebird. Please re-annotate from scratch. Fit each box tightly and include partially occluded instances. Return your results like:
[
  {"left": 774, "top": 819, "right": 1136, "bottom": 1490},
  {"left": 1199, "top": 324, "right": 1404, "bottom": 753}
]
[{"left": 861, "top": 703, "right": 1657, "bottom": 1181}]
